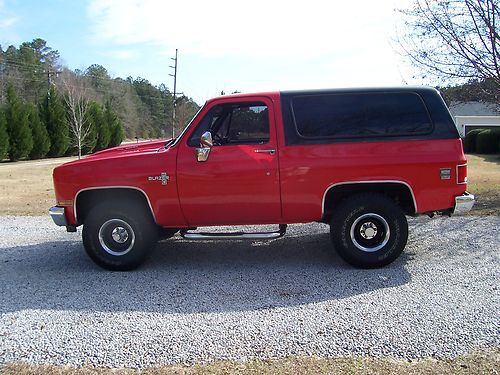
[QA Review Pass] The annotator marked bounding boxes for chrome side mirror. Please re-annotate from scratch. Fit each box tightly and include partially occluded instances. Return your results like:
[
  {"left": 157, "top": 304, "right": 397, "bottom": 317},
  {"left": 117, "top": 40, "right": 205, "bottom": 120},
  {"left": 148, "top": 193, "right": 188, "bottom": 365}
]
[
  {"left": 200, "top": 131, "right": 213, "bottom": 147},
  {"left": 196, "top": 131, "right": 213, "bottom": 162},
  {"left": 195, "top": 147, "right": 210, "bottom": 162}
]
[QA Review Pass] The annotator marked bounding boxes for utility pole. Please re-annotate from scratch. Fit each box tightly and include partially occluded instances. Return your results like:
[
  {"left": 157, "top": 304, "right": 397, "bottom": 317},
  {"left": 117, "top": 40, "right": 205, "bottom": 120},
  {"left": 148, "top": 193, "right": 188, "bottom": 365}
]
[
  {"left": 169, "top": 49, "right": 178, "bottom": 139},
  {"left": 46, "top": 69, "right": 61, "bottom": 95}
]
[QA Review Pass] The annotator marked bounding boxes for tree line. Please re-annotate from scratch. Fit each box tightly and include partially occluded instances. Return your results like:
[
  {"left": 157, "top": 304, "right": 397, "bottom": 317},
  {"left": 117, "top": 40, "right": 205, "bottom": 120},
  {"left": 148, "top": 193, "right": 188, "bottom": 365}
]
[
  {"left": 0, "top": 38, "right": 200, "bottom": 161},
  {"left": 0, "top": 82, "right": 123, "bottom": 161}
]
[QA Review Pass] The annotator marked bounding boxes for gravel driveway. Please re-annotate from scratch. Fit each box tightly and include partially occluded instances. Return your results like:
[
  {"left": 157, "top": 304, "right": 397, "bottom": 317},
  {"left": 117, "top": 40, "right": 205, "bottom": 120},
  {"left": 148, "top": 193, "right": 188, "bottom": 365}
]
[{"left": 0, "top": 215, "right": 499, "bottom": 369}]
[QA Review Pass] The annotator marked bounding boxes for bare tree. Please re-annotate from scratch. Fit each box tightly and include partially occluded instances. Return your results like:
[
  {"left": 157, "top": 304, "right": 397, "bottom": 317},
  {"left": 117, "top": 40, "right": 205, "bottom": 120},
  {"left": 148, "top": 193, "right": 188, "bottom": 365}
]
[
  {"left": 60, "top": 71, "right": 91, "bottom": 159},
  {"left": 173, "top": 96, "right": 199, "bottom": 136},
  {"left": 398, "top": 0, "right": 499, "bottom": 92}
]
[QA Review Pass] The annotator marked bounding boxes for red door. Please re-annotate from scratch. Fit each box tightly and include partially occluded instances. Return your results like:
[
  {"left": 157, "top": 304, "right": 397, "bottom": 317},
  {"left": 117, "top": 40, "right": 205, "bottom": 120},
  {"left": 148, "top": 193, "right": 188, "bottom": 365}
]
[{"left": 176, "top": 97, "right": 281, "bottom": 226}]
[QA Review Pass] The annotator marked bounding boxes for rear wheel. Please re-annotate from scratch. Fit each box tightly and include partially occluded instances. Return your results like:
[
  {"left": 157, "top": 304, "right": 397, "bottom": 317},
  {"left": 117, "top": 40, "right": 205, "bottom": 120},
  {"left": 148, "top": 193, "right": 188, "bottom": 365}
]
[
  {"left": 330, "top": 194, "right": 408, "bottom": 268},
  {"left": 82, "top": 201, "right": 158, "bottom": 271}
]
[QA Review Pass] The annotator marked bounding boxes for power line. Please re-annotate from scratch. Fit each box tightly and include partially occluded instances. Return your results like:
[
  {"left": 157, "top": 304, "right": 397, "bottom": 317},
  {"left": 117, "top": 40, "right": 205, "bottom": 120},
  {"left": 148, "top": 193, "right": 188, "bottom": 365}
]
[
  {"left": 0, "top": 74, "right": 181, "bottom": 104},
  {"left": 1, "top": 60, "right": 176, "bottom": 91}
]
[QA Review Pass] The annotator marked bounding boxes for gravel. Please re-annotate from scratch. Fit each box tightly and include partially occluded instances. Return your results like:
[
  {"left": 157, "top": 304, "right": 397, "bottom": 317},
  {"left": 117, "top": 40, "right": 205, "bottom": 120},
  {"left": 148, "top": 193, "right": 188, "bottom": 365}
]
[{"left": 0, "top": 215, "right": 499, "bottom": 369}]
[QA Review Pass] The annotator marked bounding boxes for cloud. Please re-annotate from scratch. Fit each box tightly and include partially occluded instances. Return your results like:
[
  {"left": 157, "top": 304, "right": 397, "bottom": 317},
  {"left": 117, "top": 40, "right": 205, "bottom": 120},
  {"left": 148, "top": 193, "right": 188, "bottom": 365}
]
[
  {"left": 87, "top": 0, "right": 403, "bottom": 59},
  {"left": 0, "top": 16, "right": 17, "bottom": 28},
  {"left": 0, "top": 0, "right": 17, "bottom": 29},
  {"left": 0, "top": 1, "right": 19, "bottom": 45},
  {"left": 102, "top": 49, "right": 138, "bottom": 60}
]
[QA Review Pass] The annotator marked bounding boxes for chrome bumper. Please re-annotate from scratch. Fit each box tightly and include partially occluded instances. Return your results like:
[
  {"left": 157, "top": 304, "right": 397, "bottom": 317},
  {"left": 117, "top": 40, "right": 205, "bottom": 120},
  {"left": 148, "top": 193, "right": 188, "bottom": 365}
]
[
  {"left": 49, "top": 206, "right": 68, "bottom": 226},
  {"left": 453, "top": 193, "right": 475, "bottom": 215}
]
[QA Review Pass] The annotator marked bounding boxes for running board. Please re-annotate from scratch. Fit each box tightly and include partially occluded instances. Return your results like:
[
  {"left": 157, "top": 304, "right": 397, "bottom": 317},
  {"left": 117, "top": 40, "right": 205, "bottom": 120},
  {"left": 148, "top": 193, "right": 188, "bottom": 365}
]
[{"left": 180, "top": 224, "right": 287, "bottom": 240}]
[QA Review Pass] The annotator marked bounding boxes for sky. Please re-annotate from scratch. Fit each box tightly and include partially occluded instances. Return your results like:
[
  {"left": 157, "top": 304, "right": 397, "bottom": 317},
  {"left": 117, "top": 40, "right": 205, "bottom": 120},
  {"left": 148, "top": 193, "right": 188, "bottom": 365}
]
[{"left": 0, "top": 0, "right": 418, "bottom": 105}]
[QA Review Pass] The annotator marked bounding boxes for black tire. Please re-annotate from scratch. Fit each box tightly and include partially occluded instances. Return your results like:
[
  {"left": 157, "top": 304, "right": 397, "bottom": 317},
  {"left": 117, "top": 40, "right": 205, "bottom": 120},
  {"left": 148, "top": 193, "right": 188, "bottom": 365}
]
[
  {"left": 82, "top": 201, "right": 158, "bottom": 271},
  {"left": 330, "top": 193, "right": 408, "bottom": 268},
  {"left": 158, "top": 227, "right": 179, "bottom": 240}
]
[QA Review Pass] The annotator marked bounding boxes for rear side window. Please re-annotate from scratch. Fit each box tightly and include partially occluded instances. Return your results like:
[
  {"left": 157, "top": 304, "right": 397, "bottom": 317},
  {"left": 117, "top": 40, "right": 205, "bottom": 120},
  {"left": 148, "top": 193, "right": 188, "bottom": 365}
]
[{"left": 291, "top": 93, "right": 433, "bottom": 139}]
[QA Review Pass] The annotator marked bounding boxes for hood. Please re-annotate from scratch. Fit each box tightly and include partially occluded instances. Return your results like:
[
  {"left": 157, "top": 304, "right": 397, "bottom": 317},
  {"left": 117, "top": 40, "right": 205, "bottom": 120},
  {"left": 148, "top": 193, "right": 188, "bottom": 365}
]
[
  {"left": 58, "top": 139, "right": 172, "bottom": 169},
  {"left": 89, "top": 139, "right": 171, "bottom": 158},
  {"left": 79, "top": 139, "right": 172, "bottom": 162}
]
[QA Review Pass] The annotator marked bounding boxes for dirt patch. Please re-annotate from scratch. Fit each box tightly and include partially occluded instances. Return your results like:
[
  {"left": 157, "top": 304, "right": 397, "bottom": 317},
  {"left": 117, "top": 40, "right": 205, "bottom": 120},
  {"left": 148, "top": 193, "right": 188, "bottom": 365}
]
[{"left": 1, "top": 348, "right": 499, "bottom": 374}]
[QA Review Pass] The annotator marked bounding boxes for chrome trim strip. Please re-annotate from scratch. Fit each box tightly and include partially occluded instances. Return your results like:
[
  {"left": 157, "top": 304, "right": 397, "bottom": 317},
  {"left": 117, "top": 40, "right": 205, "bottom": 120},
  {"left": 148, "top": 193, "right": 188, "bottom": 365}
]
[
  {"left": 321, "top": 180, "right": 418, "bottom": 216},
  {"left": 453, "top": 192, "right": 475, "bottom": 215},
  {"left": 49, "top": 206, "right": 68, "bottom": 227},
  {"left": 456, "top": 163, "right": 467, "bottom": 185},
  {"left": 74, "top": 186, "right": 156, "bottom": 223}
]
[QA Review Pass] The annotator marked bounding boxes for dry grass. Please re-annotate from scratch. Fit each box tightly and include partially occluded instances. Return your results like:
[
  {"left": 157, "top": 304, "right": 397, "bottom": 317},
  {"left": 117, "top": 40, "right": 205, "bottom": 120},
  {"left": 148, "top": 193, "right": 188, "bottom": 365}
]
[
  {"left": 0, "top": 157, "right": 76, "bottom": 216},
  {"left": 466, "top": 154, "right": 500, "bottom": 215},
  {"left": 1, "top": 348, "right": 499, "bottom": 374},
  {"left": 0, "top": 154, "right": 498, "bottom": 216}
]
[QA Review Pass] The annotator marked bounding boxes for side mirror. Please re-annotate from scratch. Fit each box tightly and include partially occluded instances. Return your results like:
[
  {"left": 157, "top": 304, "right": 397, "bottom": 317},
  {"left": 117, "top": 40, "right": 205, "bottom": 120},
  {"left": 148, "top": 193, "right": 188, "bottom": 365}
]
[
  {"left": 200, "top": 131, "right": 213, "bottom": 147},
  {"left": 196, "top": 131, "right": 213, "bottom": 162}
]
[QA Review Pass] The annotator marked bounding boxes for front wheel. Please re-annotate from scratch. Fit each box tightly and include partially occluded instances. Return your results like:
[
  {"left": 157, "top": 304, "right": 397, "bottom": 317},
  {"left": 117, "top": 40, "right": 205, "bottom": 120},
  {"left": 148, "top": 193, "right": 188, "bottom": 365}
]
[
  {"left": 330, "top": 194, "right": 408, "bottom": 268},
  {"left": 82, "top": 201, "right": 158, "bottom": 271}
]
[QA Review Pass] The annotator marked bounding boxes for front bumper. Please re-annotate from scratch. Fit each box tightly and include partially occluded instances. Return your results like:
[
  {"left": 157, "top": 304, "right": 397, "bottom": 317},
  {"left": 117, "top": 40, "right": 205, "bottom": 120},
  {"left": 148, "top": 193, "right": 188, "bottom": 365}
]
[
  {"left": 453, "top": 192, "right": 475, "bottom": 215},
  {"left": 49, "top": 206, "right": 68, "bottom": 226}
]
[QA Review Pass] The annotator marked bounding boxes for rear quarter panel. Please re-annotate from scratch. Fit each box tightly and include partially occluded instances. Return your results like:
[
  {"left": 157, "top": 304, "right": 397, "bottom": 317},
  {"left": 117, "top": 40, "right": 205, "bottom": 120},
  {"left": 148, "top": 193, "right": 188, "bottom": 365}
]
[{"left": 279, "top": 138, "right": 467, "bottom": 222}]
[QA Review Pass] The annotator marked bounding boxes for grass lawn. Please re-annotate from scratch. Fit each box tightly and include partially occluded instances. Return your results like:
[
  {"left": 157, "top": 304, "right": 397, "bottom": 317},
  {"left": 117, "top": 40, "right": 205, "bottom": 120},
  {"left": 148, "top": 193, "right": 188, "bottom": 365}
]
[
  {"left": 1, "top": 348, "right": 499, "bottom": 374},
  {"left": 465, "top": 154, "right": 500, "bottom": 215}
]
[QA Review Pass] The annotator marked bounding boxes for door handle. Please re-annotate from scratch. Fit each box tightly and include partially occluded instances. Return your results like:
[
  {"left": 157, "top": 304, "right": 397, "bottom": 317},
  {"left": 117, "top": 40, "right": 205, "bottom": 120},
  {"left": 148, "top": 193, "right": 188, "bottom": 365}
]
[{"left": 254, "top": 149, "right": 276, "bottom": 155}]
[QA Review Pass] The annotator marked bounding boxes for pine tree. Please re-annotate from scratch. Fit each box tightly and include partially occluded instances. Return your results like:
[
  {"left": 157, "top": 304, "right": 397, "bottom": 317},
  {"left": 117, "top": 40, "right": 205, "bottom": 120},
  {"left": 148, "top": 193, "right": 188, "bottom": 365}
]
[
  {"left": 5, "top": 83, "right": 33, "bottom": 161},
  {"left": 105, "top": 102, "right": 124, "bottom": 147},
  {"left": 0, "top": 111, "right": 9, "bottom": 160},
  {"left": 90, "top": 102, "right": 111, "bottom": 151},
  {"left": 27, "top": 103, "right": 50, "bottom": 159},
  {"left": 41, "top": 86, "right": 69, "bottom": 157}
]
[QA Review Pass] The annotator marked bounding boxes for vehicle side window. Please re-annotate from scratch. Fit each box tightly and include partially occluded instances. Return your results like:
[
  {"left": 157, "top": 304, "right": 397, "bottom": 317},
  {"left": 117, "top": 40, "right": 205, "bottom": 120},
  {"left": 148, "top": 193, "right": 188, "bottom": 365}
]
[
  {"left": 187, "top": 102, "right": 269, "bottom": 146},
  {"left": 291, "top": 93, "right": 433, "bottom": 139}
]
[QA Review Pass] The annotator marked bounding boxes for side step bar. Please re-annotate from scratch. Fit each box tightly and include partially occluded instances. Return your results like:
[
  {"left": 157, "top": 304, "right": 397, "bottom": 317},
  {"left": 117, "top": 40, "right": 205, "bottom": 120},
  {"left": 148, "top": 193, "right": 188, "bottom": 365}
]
[{"left": 180, "top": 225, "right": 287, "bottom": 240}]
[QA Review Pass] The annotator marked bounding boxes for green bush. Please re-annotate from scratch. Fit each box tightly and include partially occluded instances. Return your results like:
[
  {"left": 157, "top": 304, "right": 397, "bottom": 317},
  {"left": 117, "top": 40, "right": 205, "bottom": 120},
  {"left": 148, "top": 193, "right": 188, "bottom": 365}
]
[
  {"left": 27, "top": 103, "right": 50, "bottom": 159},
  {"left": 41, "top": 87, "right": 69, "bottom": 157},
  {"left": 475, "top": 129, "right": 500, "bottom": 154},
  {"left": 87, "top": 101, "right": 107, "bottom": 152},
  {"left": 0, "top": 111, "right": 9, "bottom": 160},
  {"left": 105, "top": 102, "right": 124, "bottom": 147},
  {"left": 463, "top": 129, "right": 484, "bottom": 153},
  {"left": 6, "top": 83, "right": 33, "bottom": 161}
]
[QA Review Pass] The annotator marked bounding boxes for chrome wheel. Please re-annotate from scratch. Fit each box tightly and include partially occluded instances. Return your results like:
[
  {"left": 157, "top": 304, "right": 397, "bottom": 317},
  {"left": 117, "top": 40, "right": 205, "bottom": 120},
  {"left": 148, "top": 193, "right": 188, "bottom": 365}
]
[
  {"left": 98, "top": 219, "right": 135, "bottom": 256},
  {"left": 350, "top": 213, "right": 390, "bottom": 252}
]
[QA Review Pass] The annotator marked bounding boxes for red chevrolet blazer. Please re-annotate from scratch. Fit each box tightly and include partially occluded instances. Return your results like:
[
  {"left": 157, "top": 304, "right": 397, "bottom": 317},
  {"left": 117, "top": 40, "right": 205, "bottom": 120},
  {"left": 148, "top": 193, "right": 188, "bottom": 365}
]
[{"left": 50, "top": 87, "right": 474, "bottom": 270}]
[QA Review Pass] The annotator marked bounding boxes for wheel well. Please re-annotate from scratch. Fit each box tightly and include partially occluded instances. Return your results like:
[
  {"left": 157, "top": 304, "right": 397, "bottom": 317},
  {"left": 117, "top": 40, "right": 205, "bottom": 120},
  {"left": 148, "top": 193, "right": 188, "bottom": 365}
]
[
  {"left": 322, "top": 182, "right": 416, "bottom": 222},
  {"left": 76, "top": 188, "right": 155, "bottom": 225}
]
